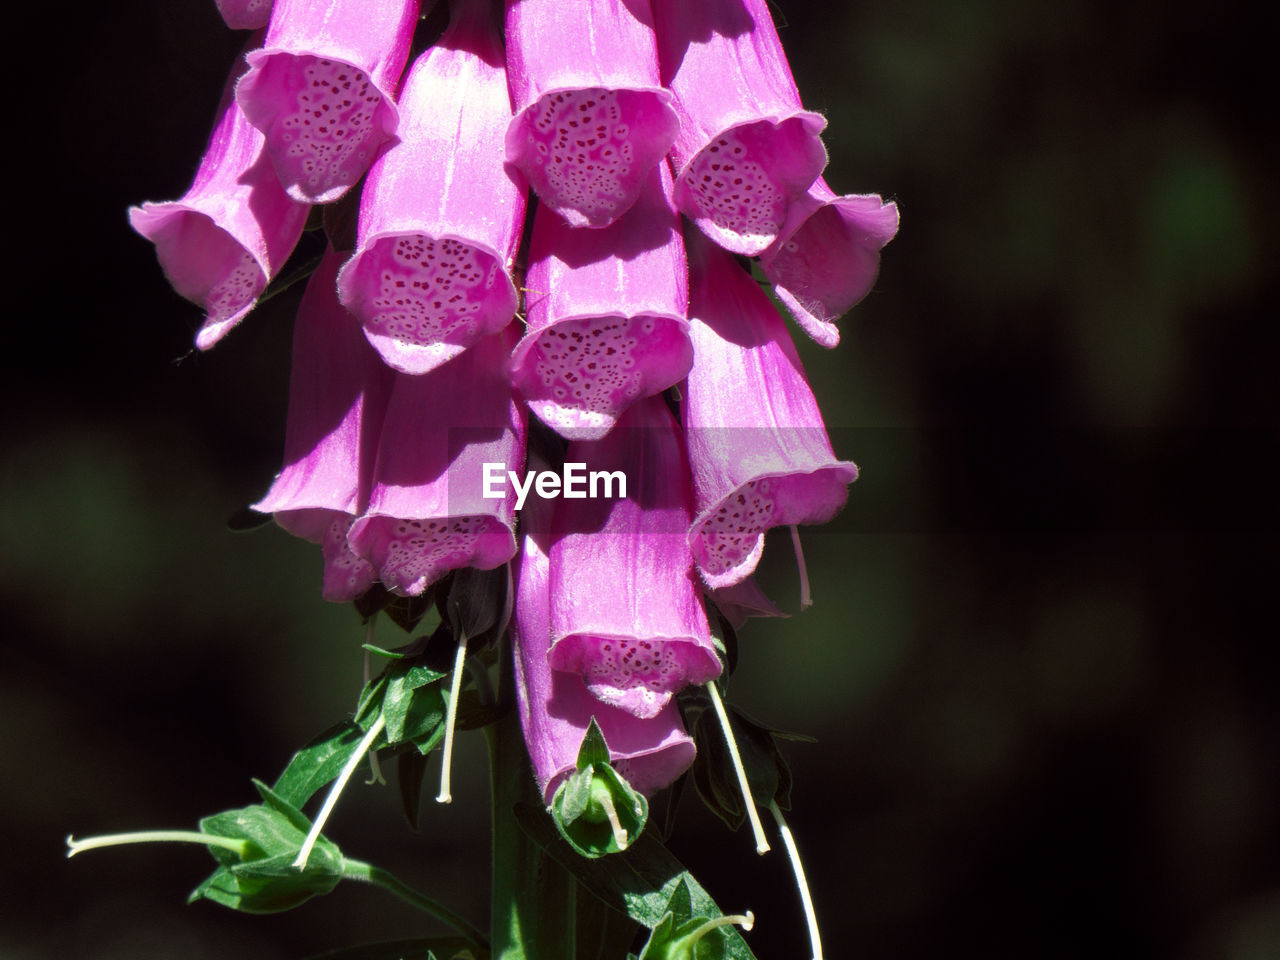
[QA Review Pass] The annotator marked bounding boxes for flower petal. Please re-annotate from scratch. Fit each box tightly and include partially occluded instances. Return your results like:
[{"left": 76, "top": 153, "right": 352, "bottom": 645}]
[
  {"left": 504, "top": 0, "right": 678, "bottom": 227},
  {"left": 683, "top": 232, "right": 857, "bottom": 589},
  {"left": 514, "top": 465, "right": 696, "bottom": 803},
  {"left": 549, "top": 396, "right": 721, "bottom": 719},
  {"left": 336, "top": 0, "right": 525, "bottom": 375},
  {"left": 235, "top": 0, "right": 421, "bottom": 203},
  {"left": 759, "top": 179, "right": 900, "bottom": 348},
  {"left": 129, "top": 35, "right": 308, "bottom": 349},
  {"left": 348, "top": 324, "right": 526, "bottom": 596},
  {"left": 510, "top": 163, "right": 692, "bottom": 441},
  {"left": 653, "top": 0, "right": 827, "bottom": 254}
]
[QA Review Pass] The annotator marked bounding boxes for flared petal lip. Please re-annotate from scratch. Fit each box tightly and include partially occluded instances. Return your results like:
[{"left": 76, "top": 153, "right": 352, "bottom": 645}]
[
  {"left": 128, "top": 203, "right": 267, "bottom": 350},
  {"left": 509, "top": 310, "right": 692, "bottom": 441},
  {"left": 346, "top": 511, "right": 518, "bottom": 596},
  {"left": 687, "top": 460, "right": 859, "bottom": 587},
  {"left": 337, "top": 229, "right": 520, "bottom": 376},
  {"left": 237, "top": 47, "right": 403, "bottom": 205},
  {"left": 671, "top": 109, "right": 827, "bottom": 180}
]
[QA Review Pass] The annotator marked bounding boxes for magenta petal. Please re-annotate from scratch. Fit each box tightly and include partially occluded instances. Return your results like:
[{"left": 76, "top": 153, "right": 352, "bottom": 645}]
[
  {"left": 514, "top": 467, "right": 696, "bottom": 803},
  {"left": 684, "top": 232, "right": 857, "bottom": 589},
  {"left": 653, "top": 0, "right": 827, "bottom": 254},
  {"left": 348, "top": 325, "right": 526, "bottom": 596},
  {"left": 504, "top": 0, "right": 678, "bottom": 227},
  {"left": 708, "top": 576, "right": 787, "bottom": 630},
  {"left": 215, "top": 0, "right": 273, "bottom": 30},
  {"left": 252, "top": 247, "right": 394, "bottom": 601},
  {"left": 235, "top": 0, "right": 421, "bottom": 203},
  {"left": 510, "top": 163, "right": 692, "bottom": 441},
  {"left": 336, "top": 0, "right": 525, "bottom": 376},
  {"left": 129, "top": 38, "right": 308, "bottom": 349},
  {"left": 549, "top": 397, "right": 721, "bottom": 720},
  {"left": 759, "top": 179, "right": 900, "bottom": 348}
]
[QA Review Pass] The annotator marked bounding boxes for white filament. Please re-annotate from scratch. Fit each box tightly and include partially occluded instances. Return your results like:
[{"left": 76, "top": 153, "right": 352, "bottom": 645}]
[{"left": 705, "top": 682, "right": 770, "bottom": 854}]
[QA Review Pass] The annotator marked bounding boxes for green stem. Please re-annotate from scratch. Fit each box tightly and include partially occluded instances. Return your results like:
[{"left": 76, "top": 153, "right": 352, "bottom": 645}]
[
  {"left": 65, "top": 830, "right": 250, "bottom": 859},
  {"left": 342, "top": 857, "right": 489, "bottom": 951}
]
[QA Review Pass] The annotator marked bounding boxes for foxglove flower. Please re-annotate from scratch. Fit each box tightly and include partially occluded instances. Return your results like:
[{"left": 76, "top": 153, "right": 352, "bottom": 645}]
[
  {"left": 348, "top": 324, "right": 526, "bottom": 596},
  {"left": 510, "top": 163, "right": 692, "bottom": 441},
  {"left": 129, "top": 37, "right": 308, "bottom": 349},
  {"left": 215, "top": 0, "right": 273, "bottom": 30},
  {"left": 683, "top": 232, "right": 857, "bottom": 589},
  {"left": 653, "top": 0, "right": 827, "bottom": 255},
  {"left": 759, "top": 178, "right": 900, "bottom": 347},
  {"left": 504, "top": 0, "right": 678, "bottom": 228},
  {"left": 337, "top": 0, "right": 525, "bottom": 376},
  {"left": 513, "top": 467, "right": 696, "bottom": 803},
  {"left": 253, "top": 246, "right": 393, "bottom": 601},
  {"left": 549, "top": 396, "right": 721, "bottom": 719},
  {"left": 236, "top": 0, "right": 421, "bottom": 203}
]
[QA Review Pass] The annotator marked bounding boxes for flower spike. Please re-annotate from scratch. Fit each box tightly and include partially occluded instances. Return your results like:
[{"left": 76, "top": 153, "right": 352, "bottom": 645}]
[
  {"left": 504, "top": 0, "right": 679, "bottom": 228},
  {"left": 348, "top": 324, "right": 526, "bottom": 597},
  {"left": 549, "top": 396, "right": 722, "bottom": 719},
  {"left": 510, "top": 162, "right": 693, "bottom": 441},
  {"left": 759, "top": 178, "right": 900, "bottom": 347},
  {"left": 129, "top": 34, "right": 308, "bottom": 350},
  {"left": 653, "top": 0, "right": 827, "bottom": 254},
  {"left": 253, "top": 246, "right": 394, "bottom": 602},
  {"left": 513, "top": 459, "right": 697, "bottom": 803},
  {"left": 337, "top": 0, "right": 526, "bottom": 376},
  {"left": 683, "top": 231, "right": 858, "bottom": 590},
  {"left": 236, "top": 0, "right": 422, "bottom": 203}
]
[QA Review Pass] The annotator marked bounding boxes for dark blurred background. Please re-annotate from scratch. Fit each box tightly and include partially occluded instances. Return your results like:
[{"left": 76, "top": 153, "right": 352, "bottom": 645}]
[{"left": 4, "top": 1, "right": 1276, "bottom": 957}]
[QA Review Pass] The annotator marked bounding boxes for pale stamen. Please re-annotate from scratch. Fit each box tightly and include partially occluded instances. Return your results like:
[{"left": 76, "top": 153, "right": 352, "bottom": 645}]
[
  {"left": 294, "top": 713, "right": 385, "bottom": 869},
  {"left": 705, "top": 682, "right": 770, "bottom": 854},
  {"left": 790, "top": 524, "right": 812, "bottom": 609},
  {"left": 596, "top": 787, "right": 629, "bottom": 849},
  {"left": 66, "top": 830, "right": 250, "bottom": 859},
  {"left": 769, "top": 800, "right": 824, "bottom": 960},
  {"left": 435, "top": 630, "right": 470, "bottom": 804}
]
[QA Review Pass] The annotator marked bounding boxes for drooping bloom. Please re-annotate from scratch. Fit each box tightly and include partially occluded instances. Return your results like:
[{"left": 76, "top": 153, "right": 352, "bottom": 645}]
[
  {"left": 129, "top": 36, "right": 308, "bottom": 350},
  {"left": 236, "top": 0, "right": 422, "bottom": 204},
  {"left": 513, "top": 462, "right": 696, "bottom": 803},
  {"left": 348, "top": 324, "right": 526, "bottom": 596},
  {"left": 549, "top": 396, "right": 721, "bottom": 720},
  {"left": 759, "top": 179, "right": 900, "bottom": 347},
  {"left": 252, "top": 246, "right": 394, "bottom": 601},
  {"left": 652, "top": 0, "right": 827, "bottom": 255},
  {"left": 336, "top": 0, "right": 525, "bottom": 376},
  {"left": 504, "top": 0, "right": 679, "bottom": 228},
  {"left": 683, "top": 231, "right": 857, "bottom": 590},
  {"left": 510, "top": 163, "right": 692, "bottom": 441},
  {"left": 215, "top": 0, "right": 273, "bottom": 30}
]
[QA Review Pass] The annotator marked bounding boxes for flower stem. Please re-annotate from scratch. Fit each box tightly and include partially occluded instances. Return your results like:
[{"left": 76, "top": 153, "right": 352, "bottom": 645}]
[
  {"left": 341, "top": 857, "right": 489, "bottom": 951},
  {"left": 704, "top": 682, "right": 770, "bottom": 854},
  {"left": 768, "top": 800, "right": 824, "bottom": 960},
  {"left": 65, "top": 831, "right": 250, "bottom": 859},
  {"left": 294, "top": 713, "right": 385, "bottom": 869},
  {"left": 436, "top": 629, "right": 470, "bottom": 804},
  {"left": 790, "top": 525, "right": 812, "bottom": 609}
]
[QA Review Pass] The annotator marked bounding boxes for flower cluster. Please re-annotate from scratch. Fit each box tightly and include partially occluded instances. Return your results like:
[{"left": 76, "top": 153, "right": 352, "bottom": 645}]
[{"left": 134, "top": 0, "right": 896, "bottom": 805}]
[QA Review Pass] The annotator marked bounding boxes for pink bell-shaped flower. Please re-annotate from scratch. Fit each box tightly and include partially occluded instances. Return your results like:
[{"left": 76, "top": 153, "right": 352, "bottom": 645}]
[
  {"left": 759, "top": 178, "right": 900, "bottom": 347},
  {"left": 236, "top": 0, "right": 421, "bottom": 203},
  {"left": 510, "top": 163, "right": 692, "bottom": 441},
  {"left": 683, "top": 231, "right": 857, "bottom": 590},
  {"left": 337, "top": 0, "right": 526, "bottom": 376},
  {"left": 504, "top": 0, "right": 679, "bottom": 228},
  {"left": 653, "top": 0, "right": 827, "bottom": 255},
  {"left": 513, "top": 461, "right": 696, "bottom": 803},
  {"left": 253, "top": 246, "right": 394, "bottom": 601},
  {"left": 348, "top": 324, "right": 527, "bottom": 596},
  {"left": 129, "top": 36, "right": 308, "bottom": 350},
  {"left": 549, "top": 396, "right": 721, "bottom": 720}
]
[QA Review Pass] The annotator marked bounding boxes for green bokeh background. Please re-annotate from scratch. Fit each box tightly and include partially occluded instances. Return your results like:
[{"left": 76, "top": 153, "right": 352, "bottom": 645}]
[{"left": 4, "top": 1, "right": 1275, "bottom": 957}]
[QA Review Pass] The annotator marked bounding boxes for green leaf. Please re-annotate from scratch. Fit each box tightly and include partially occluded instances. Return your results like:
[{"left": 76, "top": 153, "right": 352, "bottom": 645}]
[
  {"left": 272, "top": 721, "right": 366, "bottom": 809},
  {"left": 304, "top": 937, "right": 478, "bottom": 960},
  {"left": 637, "top": 875, "right": 745, "bottom": 960}
]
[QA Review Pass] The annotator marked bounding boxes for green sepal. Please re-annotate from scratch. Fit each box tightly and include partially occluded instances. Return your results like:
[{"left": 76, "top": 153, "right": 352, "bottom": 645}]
[
  {"left": 272, "top": 721, "right": 365, "bottom": 809},
  {"left": 446, "top": 565, "right": 510, "bottom": 651},
  {"left": 354, "top": 631, "right": 450, "bottom": 753},
  {"left": 304, "top": 937, "right": 478, "bottom": 960},
  {"left": 550, "top": 723, "right": 648, "bottom": 857},
  {"left": 188, "top": 781, "right": 343, "bottom": 914},
  {"left": 355, "top": 582, "right": 442, "bottom": 634},
  {"left": 513, "top": 804, "right": 757, "bottom": 960},
  {"left": 691, "top": 705, "right": 804, "bottom": 830}
]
